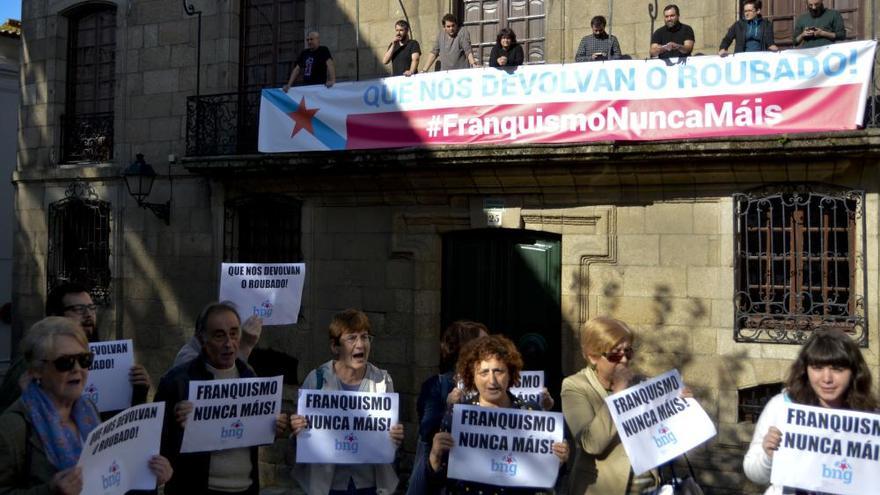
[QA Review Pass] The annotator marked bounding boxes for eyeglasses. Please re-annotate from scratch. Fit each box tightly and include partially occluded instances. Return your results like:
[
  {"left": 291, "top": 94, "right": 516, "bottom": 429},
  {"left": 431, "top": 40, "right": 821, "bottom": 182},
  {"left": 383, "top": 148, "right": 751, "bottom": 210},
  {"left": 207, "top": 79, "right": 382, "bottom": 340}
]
[
  {"left": 64, "top": 304, "right": 97, "bottom": 315},
  {"left": 340, "top": 334, "right": 373, "bottom": 345},
  {"left": 43, "top": 352, "right": 94, "bottom": 372},
  {"left": 602, "top": 347, "right": 635, "bottom": 363}
]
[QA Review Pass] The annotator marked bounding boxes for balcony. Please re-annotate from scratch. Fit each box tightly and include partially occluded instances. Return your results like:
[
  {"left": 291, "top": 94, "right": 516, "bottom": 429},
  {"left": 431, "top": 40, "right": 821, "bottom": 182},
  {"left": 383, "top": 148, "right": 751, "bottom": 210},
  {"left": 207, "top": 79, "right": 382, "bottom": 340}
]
[
  {"left": 61, "top": 112, "right": 114, "bottom": 164},
  {"left": 186, "top": 90, "right": 262, "bottom": 157}
]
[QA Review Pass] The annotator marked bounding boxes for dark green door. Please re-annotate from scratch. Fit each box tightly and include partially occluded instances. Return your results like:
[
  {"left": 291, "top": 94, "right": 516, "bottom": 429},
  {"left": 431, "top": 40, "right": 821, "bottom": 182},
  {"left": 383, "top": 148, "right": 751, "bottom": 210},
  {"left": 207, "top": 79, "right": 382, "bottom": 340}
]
[{"left": 441, "top": 228, "right": 562, "bottom": 404}]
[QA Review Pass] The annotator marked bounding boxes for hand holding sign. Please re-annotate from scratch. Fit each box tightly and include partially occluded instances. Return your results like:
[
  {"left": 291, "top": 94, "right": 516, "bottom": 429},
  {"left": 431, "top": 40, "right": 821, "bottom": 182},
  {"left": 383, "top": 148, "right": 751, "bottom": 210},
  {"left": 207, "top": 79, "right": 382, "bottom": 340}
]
[
  {"left": 763, "top": 426, "right": 782, "bottom": 458},
  {"left": 50, "top": 467, "right": 83, "bottom": 495}
]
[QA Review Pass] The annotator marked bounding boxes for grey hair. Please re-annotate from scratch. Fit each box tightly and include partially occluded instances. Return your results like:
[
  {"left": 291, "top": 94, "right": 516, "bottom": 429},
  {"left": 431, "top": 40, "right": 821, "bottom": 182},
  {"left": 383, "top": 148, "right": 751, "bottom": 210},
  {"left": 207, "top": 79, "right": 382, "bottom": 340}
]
[
  {"left": 20, "top": 317, "right": 87, "bottom": 372},
  {"left": 194, "top": 301, "right": 241, "bottom": 344}
]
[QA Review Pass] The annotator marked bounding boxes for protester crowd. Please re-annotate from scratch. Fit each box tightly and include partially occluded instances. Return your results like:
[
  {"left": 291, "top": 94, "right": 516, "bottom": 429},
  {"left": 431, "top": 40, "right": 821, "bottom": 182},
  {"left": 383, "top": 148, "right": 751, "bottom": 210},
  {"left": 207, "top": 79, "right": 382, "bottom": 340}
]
[
  {"left": 1, "top": 279, "right": 876, "bottom": 495},
  {"left": 280, "top": 0, "right": 847, "bottom": 90}
]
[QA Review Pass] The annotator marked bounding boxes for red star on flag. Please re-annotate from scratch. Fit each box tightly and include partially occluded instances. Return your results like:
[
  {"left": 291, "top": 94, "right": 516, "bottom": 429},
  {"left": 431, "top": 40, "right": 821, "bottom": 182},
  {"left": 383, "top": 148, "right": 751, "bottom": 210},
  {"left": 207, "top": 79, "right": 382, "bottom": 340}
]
[{"left": 287, "top": 97, "right": 319, "bottom": 138}]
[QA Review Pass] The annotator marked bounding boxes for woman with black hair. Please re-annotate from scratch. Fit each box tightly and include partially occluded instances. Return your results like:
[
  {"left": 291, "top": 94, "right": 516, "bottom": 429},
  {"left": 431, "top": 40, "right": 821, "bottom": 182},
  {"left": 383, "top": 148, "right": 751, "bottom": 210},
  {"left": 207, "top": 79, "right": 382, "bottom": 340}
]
[
  {"left": 489, "top": 28, "right": 524, "bottom": 68},
  {"left": 743, "top": 329, "right": 878, "bottom": 494}
]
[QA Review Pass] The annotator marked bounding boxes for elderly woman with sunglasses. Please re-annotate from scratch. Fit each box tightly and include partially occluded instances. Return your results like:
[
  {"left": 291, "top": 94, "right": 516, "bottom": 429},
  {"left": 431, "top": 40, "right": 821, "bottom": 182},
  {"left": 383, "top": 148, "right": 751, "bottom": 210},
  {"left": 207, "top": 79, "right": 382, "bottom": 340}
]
[
  {"left": 562, "top": 317, "right": 658, "bottom": 495},
  {"left": 0, "top": 317, "right": 173, "bottom": 494}
]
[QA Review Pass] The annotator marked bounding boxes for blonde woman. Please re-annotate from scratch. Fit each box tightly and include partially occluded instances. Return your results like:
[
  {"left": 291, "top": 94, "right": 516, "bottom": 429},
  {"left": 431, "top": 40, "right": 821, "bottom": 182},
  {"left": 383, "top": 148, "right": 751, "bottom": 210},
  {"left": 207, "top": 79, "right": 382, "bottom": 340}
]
[{"left": 561, "top": 317, "right": 657, "bottom": 495}]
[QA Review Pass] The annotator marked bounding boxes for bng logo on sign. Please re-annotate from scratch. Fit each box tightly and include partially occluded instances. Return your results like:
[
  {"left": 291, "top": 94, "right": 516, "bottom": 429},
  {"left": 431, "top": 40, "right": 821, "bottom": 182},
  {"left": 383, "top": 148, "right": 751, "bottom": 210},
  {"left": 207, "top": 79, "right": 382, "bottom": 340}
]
[
  {"left": 491, "top": 453, "right": 518, "bottom": 477},
  {"left": 221, "top": 419, "right": 245, "bottom": 440},
  {"left": 102, "top": 461, "right": 122, "bottom": 489},
  {"left": 335, "top": 432, "right": 359, "bottom": 453},
  {"left": 822, "top": 459, "right": 854, "bottom": 485}
]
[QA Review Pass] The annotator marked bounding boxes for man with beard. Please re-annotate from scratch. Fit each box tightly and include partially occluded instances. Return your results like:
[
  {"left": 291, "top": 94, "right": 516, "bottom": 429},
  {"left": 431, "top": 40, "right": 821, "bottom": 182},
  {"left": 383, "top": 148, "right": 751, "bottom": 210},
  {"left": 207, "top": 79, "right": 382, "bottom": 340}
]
[
  {"left": 650, "top": 4, "right": 695, "bottom": 59},
  {"left": 383, "top": 19, "right": 421, "bottom": 76},
  {"left": 575, "top": 15, "right": 622, "bottom": 62},
  {"left": 0, "top": 283, "right": 152, "bottom": 414},
  {"left": 794, "top": 0, "right": 845, "bottom": 48}
]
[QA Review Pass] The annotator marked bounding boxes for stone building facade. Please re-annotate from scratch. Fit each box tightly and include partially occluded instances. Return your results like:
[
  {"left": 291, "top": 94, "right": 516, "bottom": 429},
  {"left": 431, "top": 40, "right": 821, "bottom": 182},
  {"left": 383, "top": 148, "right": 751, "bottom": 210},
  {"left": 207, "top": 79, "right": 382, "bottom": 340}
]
[{"left": 12, "top": 0, "right": 880, "bottom": 492}]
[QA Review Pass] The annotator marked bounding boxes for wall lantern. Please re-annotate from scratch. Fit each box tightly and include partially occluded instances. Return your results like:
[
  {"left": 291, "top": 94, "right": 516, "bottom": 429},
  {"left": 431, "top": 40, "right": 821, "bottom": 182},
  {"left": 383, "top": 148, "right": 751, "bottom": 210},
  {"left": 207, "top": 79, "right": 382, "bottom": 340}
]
[{"left": 122, "top": 153, "right": 171, "bottom": 225}]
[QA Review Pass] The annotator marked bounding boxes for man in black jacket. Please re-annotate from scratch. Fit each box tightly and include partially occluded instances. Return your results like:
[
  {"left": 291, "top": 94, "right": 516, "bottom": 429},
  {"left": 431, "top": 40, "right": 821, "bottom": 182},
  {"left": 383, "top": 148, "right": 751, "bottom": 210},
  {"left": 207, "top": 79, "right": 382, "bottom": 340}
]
[
  {"left": 719, "top": 0, "right": 779, "bottom": 56},
  {"left": 155, "top": 302, "right": 287, "bottom": 495}
]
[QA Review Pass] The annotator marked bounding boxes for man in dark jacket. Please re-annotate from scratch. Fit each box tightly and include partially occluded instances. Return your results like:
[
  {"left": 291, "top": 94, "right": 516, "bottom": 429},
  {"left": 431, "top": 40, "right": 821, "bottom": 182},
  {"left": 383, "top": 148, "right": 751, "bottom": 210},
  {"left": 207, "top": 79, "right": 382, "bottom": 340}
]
[
  {"left": 0, "top": 283, "right": 151, "bottom": 415},
  {"left": 155, "top": 302, "right": 286, "bottom": 495},
  {"left": 719, "top": 1, "right": 779, "bottom": 55}
]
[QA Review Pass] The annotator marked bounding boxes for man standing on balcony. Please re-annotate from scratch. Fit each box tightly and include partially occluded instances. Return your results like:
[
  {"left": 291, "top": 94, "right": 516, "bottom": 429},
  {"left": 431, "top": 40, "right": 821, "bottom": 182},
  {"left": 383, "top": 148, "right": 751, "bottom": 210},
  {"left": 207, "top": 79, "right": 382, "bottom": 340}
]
[
  {"left": 719, "top": 1, "right": 779, "bottom": 56},
  {"left": 283, "top": 31, "right": 335, "bottom": 90},
  {"left": 421, "top": 14, "right": 479, "bottom": 72},
  {"left": 383, "top": 19, "right": 421, "bottom": 76},
  {"left": 574, "top": 15, "right": 622, "bottom": 62},
  {"left": 649, "top": 4, "right": 695, "bottom": 59},
  {"left": 793, "top": 0, "right": 845, "bottom": 48}
]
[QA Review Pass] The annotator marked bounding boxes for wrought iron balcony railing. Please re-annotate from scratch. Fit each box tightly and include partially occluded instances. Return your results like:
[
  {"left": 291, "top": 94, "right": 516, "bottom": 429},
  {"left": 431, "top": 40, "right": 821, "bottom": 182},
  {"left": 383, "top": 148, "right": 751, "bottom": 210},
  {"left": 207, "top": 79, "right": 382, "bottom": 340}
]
[
  {"left": 186, "top": 90, "right": 262, "bottom": 156},
  {"left": 60, "top": 112, "right": 114, "bottom": 163}
]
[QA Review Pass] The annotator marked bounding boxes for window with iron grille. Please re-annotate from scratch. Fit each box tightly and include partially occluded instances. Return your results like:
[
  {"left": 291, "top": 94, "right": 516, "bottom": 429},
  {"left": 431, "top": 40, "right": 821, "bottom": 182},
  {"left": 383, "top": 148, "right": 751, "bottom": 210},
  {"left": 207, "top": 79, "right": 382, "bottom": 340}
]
[
  {"left": 47, "top": 189, "right": 112, "bottom": 305},
  {"left": 733, "top": 185, "right": 866, "bottom": 345},
  {"left": 224, "top": 195, "right": 303, "bottom": 262},
  {"left": 457, "top": 0, "right": 546, "bottom": 66},
  {"left": 738, "top": 382, "right": 783, "bottom": 423},
  {"left": 62, "top": 5, "right": 116, "bottom": 163}
]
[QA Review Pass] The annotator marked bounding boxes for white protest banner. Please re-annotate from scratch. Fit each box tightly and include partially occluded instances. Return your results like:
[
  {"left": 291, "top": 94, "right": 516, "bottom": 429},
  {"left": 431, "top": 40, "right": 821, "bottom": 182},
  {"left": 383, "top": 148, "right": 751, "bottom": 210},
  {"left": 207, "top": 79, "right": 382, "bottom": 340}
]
[
  {"left": 296, "top": 389, "right": 399, "bottom": 464},
  {"left": 78, "top": 402, "right": 165, "bottom": 495},
  {"left": 260, "top": 41, "right": 877, "bottom": 152},
  {"left": 447, "top": 404, "right": 564, "bottom": 488},
  {"left": 219, "top": 263, "right": 306, "bottom": 325},
  {"left": 180, "top": 376, "right": 282, "bottom": 453},
  {"left": 83, "top": 339, "right": 135, "bottom": 412},
  {"left": 771, "top": 402, "right": 880, "bottom": 494},
  {"left": 509, "top": 371, "right": 544, "bottom": 404},
  {"left": 605, "top": 369, "right": 716, "bottom": 475}
]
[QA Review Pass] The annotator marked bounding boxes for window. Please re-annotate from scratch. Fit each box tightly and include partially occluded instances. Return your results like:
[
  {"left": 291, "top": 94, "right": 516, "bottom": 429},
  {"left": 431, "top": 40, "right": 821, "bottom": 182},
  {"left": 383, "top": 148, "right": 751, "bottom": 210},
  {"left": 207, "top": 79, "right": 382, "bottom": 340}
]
[
  {"left": 760, "top": 0, "right": 863, "bottom": 49},
  {"left": 62, "top": 5, "right": 116, "bottom": 163},
  {"left": 239, "top": 0, "right": 305, "bottom": 92},
  {"left": 47, "top": 183, "right": 112, "bottom": 304},
  {"left": 733, "top": 185, "right": 866, "bottom": 345},
  {"left": 224, "top": 195, "right": 303, "bottom": 262},
  {"left": 738, "top": 383, "right": 783, "bottom": 423},
  {"left": 458, "top": 0, "right": 545, "bottom": 65}
]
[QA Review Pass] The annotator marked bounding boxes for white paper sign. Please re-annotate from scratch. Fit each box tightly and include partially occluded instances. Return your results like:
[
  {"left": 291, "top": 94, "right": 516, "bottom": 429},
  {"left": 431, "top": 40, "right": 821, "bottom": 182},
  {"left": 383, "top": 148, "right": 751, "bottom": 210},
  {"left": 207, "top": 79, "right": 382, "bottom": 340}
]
[
  {"left": 180, "top": 376, "right": 283, "bottom": 453},
  {"left": 605, "top": 369, "right": 716, "bottom": 475},
  {"left": 219, "top": 262, "right": 306, "bottom": 325},
  {"left": 83, "top": 339, "right": 135, "bottom": 412},
  {"left": 296, "top": 390, "right": 399, "bottom": 464},
  {"left": 771, "top": 402, "right": 880, "bottom": 495},
  {"left": 509, "top": 371, "right": 544, "bottom": 404},
  {"left": 78, "top": 402, "right": 165, "bottom": 495},
  {"left": 447, "top": 404, "right": 564, "bottom": 488}
]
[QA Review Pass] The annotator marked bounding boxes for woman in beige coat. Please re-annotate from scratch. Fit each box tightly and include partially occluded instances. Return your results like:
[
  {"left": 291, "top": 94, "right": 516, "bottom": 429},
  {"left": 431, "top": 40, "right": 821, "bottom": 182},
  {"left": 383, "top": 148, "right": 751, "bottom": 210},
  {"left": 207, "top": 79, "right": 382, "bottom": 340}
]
[{"left": 561, "top": 317, "right": 657, "bottom": 495}]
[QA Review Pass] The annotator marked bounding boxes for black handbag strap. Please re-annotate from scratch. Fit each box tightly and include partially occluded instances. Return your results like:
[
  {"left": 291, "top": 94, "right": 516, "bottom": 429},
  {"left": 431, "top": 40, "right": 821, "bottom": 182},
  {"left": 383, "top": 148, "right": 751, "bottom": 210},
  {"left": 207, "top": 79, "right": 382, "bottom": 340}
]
[{"left": 663, "top": 454, "right": 697, "bottom": 487}]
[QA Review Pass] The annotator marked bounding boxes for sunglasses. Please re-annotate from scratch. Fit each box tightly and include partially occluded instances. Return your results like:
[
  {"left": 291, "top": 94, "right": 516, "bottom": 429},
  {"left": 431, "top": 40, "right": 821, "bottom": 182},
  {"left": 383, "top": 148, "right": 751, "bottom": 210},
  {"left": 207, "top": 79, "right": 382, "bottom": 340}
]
[
  {"left": 602, "top": 347, "right": 634, "bottom": 363},
  {"left": 43, "top": 352, "right": 94, "bottom": 372}
]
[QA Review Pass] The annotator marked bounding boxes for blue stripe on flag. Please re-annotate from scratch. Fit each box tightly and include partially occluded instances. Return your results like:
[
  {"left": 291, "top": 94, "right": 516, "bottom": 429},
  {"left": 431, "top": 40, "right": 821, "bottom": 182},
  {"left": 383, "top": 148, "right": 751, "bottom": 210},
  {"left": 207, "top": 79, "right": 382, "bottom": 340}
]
[{"left": 262, "top": 88, "right": 347, "bottom": 150}]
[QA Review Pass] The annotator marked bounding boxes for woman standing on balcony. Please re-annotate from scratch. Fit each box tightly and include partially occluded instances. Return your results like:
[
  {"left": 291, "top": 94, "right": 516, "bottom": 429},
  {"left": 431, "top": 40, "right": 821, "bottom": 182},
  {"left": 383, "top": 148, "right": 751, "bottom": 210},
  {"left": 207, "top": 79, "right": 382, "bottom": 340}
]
[{"left": 743, "top": 328, "right": 877, "bottom": 494}]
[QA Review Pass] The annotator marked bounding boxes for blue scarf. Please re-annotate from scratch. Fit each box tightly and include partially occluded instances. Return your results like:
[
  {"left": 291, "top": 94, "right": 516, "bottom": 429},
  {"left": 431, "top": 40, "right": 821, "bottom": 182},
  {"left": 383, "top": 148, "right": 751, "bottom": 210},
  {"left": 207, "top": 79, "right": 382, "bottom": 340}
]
[{"left": 21, "top": 381, "right": 100, "bottom": 469}]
